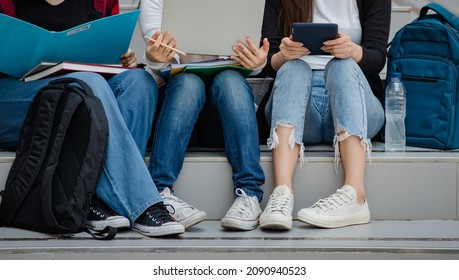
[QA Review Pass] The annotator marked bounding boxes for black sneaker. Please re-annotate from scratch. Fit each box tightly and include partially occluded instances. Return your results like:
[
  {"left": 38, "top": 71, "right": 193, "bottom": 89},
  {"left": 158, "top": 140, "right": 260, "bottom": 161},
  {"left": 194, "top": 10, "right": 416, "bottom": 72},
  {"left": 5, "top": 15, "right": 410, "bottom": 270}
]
[
  {"left": 132, "top": 202, "right": 185, "bottom": 237},
  {"left": 86, "top": 196, "right": 130, "bottom": 231}
]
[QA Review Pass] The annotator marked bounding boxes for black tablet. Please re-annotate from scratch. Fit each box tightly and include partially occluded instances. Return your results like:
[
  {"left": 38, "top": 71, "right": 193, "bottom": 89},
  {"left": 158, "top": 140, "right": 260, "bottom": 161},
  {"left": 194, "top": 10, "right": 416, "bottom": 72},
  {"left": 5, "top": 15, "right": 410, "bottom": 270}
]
[{"left": 292, "top": 22, "right": 338, "bottom": 55}]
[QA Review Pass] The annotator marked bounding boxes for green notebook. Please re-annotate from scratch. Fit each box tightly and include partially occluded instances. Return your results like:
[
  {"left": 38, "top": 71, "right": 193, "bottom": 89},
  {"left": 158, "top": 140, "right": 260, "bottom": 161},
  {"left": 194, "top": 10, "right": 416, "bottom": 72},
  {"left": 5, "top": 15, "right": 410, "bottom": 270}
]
[
  {"left": 184, "top": 64, "right": 252, "bottom": 82},
  {"left": 160, "top": 59, "right": 253, "bottom": 83}
]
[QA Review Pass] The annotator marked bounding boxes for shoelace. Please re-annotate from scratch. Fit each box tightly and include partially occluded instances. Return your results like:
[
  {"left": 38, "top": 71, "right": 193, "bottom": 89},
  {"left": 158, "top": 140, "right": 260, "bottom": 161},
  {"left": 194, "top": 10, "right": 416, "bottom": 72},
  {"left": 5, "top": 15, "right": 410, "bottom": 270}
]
[
  {"left": 162, "top": 190, "right": 194, "bottom": 213},
  {"left": 147, "top": 203, "right": 176, "bottom": 224},
  {"left": 226, "top": 189, "right": 256, "bottom": 218},
  {"left": 312, "top": 188, "right": 353, "bottom": 212},
  {"left": 89, "top": 197, "right": 112, "bottom": 218},
  {"left": 265, "top": 192, "right": 293, "bottom": 216}
]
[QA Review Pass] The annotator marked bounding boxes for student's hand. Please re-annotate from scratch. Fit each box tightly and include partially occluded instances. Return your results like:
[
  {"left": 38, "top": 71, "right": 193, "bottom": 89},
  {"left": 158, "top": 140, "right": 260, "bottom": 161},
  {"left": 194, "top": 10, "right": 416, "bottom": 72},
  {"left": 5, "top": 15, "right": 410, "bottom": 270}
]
[
  {"left": 271, "top": 35, "right": 309, "bottom": 71},
  {"left": 231, "top": 37, "right": 269, "bottom": 70},
  {"left": 120, "top": 48, "right": 138, "bottom": 68},
  {"left": 321, "top": 33, "right": 361, "bottom": 61},
  {"left": 145, "top": 30, "right": 177, "bottom": 63},
  {"left": 279, "top": 35, "right": 310, "bottom": 60}
]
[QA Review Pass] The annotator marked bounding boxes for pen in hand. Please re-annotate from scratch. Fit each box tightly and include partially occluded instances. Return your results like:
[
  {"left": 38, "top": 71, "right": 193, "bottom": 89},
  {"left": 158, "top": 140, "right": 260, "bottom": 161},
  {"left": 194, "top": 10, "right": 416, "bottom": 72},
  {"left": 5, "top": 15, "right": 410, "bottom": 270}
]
[{"left": 144, "top": 35, "right": 187, "bottom": 56}]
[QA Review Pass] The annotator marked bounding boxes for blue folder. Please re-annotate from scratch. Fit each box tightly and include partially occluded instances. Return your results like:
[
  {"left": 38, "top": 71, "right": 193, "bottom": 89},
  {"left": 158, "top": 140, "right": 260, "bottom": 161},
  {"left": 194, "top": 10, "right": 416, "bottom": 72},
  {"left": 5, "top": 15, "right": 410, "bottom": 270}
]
[{"left": 0, "top": 10, "right": 140, "bottom": 78}]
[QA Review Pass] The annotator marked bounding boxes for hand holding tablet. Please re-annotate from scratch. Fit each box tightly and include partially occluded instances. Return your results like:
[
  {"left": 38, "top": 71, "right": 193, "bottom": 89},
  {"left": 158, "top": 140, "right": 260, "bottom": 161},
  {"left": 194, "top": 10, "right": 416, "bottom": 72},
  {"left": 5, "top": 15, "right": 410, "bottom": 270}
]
[{"left": 292, "top": 23, "right": 338, "bottom": 55}]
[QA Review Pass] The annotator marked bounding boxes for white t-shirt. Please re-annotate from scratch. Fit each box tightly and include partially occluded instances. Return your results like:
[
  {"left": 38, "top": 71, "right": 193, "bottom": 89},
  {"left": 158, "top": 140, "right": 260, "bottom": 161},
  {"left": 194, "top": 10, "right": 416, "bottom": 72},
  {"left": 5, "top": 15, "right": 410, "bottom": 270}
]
[{"left": 300, "top": 0, "right": 362, "bottom": 70}]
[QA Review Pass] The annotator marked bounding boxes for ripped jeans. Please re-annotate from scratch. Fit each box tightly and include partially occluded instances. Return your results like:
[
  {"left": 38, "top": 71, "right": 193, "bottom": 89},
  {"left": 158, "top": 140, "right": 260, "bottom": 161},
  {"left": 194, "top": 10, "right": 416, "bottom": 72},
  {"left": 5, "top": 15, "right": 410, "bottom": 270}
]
[{"left": 265, "top": 58, "right": 384, "bottom": 164}]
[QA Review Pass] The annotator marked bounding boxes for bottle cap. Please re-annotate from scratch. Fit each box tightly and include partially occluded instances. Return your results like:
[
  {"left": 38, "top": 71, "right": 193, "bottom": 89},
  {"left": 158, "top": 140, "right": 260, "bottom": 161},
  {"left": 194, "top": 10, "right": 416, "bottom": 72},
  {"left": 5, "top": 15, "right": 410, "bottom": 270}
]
[{"left": 390, "top": 72, "right": 401, "bottom": 79}]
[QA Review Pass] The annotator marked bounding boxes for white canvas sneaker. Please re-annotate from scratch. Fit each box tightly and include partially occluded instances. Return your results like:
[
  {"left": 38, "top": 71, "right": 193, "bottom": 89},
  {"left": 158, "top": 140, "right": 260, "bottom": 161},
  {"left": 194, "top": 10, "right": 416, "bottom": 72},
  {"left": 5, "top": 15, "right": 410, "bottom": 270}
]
[
  {"left": 161, "top": 187, "right": 207, "bottom": 229},
  {"left": 221, "top": 188, "right": 262, "bottom": 231},
  {"left": 260, "top": 184, "right": 294, "bottom": 230},
  {"left": 297, "top": 185, "right": 371, "bottom": 228}
]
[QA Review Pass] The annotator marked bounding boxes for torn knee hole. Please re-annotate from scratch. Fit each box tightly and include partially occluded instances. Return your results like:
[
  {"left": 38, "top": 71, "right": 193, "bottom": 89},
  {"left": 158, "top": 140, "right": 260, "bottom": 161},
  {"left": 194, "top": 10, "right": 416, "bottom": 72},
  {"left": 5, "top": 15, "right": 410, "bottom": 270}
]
[{"left": 335, "top": 129, "right": 350, "bottom": 142}]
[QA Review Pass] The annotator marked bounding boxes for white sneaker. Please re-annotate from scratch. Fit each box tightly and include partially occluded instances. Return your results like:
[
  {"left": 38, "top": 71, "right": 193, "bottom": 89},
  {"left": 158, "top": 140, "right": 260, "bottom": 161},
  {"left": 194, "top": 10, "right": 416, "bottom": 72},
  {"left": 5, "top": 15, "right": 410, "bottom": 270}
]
[
  {"left": 260, "top": 184, "right": 294, "bottom": 230},
  {"left": 161, "top": 187, "right": 207, "bottom": 229},
  {"left": 297, "top": 185, "right": 371, "bottom": 228},
  {"left": 221, "top": 188, "right": 262, "bottom": 231}
]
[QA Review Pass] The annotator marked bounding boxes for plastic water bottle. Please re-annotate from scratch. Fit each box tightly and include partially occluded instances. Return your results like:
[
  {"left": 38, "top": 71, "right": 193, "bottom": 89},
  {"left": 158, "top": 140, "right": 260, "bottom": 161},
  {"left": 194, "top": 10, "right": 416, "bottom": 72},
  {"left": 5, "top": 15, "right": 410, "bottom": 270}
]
[{"left": 385, "top": 72, "right": 406, "bottom": 151}]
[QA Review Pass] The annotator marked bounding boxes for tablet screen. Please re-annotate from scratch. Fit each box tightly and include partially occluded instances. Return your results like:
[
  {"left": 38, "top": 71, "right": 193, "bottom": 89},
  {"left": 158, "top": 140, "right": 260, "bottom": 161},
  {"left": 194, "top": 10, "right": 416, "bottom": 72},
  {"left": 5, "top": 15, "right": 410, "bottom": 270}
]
[{"left": 292, "top": 23, "right": 338, "bottom": 55}]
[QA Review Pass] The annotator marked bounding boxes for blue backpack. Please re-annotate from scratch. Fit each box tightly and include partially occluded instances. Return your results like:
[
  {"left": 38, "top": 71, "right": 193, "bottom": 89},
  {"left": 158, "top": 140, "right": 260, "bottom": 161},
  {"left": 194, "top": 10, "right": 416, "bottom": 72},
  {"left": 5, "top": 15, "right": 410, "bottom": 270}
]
[{"left": 386, "top": 3, "right": 459, "bottom": 150}]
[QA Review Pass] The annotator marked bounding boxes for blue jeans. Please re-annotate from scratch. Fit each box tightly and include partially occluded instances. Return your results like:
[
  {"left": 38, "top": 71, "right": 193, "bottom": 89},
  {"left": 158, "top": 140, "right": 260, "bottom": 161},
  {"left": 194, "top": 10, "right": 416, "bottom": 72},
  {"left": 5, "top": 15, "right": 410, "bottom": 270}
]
[
  {"left": 265, "top": 59, "right": 384, "bottom": 160},
  {"left": 149, "top": 70, "right": 264, "bottom": 201},
  {"left": 0, "top": 70, "right": 160, "bottom": 223}
]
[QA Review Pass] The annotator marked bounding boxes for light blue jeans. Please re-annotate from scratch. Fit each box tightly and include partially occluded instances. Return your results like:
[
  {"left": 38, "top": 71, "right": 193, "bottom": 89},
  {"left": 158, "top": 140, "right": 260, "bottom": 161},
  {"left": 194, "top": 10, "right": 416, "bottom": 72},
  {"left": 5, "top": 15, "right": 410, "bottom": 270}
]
[
  {"left": 265, "top": 59, "right": 384, "bottom": 162},
  {"left": 149, "top": 70, "right": 265, "bottom": 201},
  {"left": 0, "top": 70, "right": 160, "bottom": 223}
]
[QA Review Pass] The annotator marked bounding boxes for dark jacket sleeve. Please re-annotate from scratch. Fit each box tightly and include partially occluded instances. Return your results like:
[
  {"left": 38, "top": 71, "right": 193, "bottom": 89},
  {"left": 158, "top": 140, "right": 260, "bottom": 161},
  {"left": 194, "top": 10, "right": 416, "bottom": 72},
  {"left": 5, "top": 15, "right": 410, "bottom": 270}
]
[
  {"left": 358, "top": 0, "right": 392, "bottom": 100},
  {"left": 261, "top": 0, "right": 283, "bottom": 78}
]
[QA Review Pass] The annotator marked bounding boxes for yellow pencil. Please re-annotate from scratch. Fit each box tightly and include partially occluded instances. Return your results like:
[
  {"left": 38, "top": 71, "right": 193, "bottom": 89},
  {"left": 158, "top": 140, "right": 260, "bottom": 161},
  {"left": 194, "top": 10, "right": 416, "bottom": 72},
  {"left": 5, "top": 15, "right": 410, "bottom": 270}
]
[{"left": 144, "top": 36, "right": 187, "bottom": 56}]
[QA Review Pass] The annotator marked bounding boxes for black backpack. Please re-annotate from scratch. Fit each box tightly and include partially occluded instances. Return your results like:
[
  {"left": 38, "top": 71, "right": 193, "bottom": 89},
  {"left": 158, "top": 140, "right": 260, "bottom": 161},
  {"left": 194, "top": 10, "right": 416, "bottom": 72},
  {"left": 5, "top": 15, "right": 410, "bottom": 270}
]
[{"left": 0, "top": 78, "right": 115, "bottom": 239}]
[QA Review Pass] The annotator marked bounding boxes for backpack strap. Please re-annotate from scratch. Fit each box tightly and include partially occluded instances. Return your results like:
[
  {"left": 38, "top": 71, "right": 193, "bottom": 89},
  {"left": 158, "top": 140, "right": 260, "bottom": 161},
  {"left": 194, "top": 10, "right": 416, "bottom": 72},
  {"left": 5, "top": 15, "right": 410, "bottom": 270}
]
[
  {"left": 0, "top": 82, "right": 62, "bottom": 225},
  {"left": 0, "top": 0, "right": 16, "bottom": 17},
  {"left": 85, "top": 226, "right": 117, "bottom": 240},
  {"left": 419, "top": 3, "right": 459, "bottom": 30},
  {"left": 93, "top": 0, "right": 119, "bottom": 17},
  {"left": 38, "top": 83, "right": 86, "bottom": 233},
  {"left": 42, "top": 78, "right": 115, "bottom": 240},
  {"left": 48, "top": 77, "right": 94, "bottom": 94}
]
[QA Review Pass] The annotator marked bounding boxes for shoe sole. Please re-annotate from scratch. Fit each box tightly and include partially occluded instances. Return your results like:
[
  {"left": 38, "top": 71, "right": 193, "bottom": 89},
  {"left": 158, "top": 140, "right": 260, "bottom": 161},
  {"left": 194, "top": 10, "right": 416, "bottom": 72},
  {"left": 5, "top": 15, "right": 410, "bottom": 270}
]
[
  {"left": 259, "top": 213, "right": 292, "bottom": 230},
  {"left": 297, "top": 212, "right": 370, "bottom": 228},
  {"left": 178, "top": 211, "right": 207, "bottom": 229},
  {"left": 86, "top": 218, "right": 131, "bottom": 231},
  {"left": 260, "top": 220, "right": 292, "bottom": 230},
  {"left": 132, "top": 224, "right": 185, "bottom": 237},
  {"left": 221, "top": 217, "right": 259, "bottom": 231}
]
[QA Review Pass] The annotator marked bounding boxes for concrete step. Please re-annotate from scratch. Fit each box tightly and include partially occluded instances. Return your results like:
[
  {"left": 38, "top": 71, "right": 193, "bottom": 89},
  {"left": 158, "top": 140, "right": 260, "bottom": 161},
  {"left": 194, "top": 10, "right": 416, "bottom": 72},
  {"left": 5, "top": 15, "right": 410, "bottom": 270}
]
[
  {"left": 1, "top": 144, "right": 458, "bottom": 260},
  {"left": 1, "top": 220, "right": 459, "bottom": 259},
  {"left": 173, "top": 143, "right": 459, "bottom": 220},
  {"left": 1, "top": 143, "right": 459, "bottom": 221}
]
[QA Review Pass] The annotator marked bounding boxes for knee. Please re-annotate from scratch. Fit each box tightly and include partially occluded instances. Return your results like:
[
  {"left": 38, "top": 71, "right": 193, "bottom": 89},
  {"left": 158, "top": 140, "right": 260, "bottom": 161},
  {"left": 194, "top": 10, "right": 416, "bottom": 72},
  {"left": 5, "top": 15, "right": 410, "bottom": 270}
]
[
  {"left": 213, "top": 69, "right": 246, "bottom": 85},
  {"left": 119, "top": 68, "right": 157, "bottom": 93},
  {"left": 166, "top": 73, "right": 206, "bottom": 105},
  {"left": 69, "top": 71, "right": 108, "bottom": 87},
  {"left": 325, "top": 58, "right": 357, "bottom": 77},
  {"left": 278, "top": 60, "right": 312, "bottom": 79},
  {"left": 66, "top": 72, "right": 115, "bottom": 105},
  {"left": 172, "top": 72, "right": 205, "bottom": 92},
  {"left": 271, "top": 60, "right": 312, "bottom": 98},
  {"left": 211, "top": 70, "right": 252, "bottom": 101},
  {"left": 123, "top": 68, "right": 156, "bottom": 85},
  {"left": 118, "top": 69, "right": 158, "bottom": 106}
]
